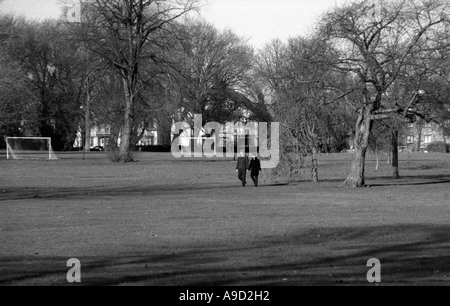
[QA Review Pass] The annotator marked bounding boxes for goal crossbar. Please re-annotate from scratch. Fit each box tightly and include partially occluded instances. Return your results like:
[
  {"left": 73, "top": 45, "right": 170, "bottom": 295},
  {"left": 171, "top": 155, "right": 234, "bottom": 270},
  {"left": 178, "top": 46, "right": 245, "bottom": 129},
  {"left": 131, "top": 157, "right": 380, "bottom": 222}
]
[{"left": 6, "top": 137, "right": 51, "bottom": 139}]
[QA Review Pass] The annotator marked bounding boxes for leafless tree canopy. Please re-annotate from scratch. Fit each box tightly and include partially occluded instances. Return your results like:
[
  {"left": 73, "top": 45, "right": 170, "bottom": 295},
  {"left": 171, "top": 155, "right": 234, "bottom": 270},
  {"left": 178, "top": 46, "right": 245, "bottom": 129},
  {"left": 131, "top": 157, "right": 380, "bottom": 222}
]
[{"left": 1, "top": 0, "right": 449, "bottom": 185}]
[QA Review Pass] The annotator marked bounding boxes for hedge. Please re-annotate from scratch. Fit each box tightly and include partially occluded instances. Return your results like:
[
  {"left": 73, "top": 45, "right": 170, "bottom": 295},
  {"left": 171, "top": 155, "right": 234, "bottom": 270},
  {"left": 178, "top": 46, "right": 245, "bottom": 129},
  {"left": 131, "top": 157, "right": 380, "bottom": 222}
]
[
  {"left": 136, "top": 145, "right": 172, "bottom": 152},
  {"left": 426, "top": 142, "right": 449, "bottom": 153}
]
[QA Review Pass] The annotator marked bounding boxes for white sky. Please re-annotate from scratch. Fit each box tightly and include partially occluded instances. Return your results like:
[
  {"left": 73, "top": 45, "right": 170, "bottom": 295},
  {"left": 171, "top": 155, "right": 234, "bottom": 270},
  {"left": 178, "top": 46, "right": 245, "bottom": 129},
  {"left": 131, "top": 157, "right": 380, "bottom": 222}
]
[
  {"left": 0, "top": 0, "right": 344, "bottom": 48},
  {"left": 200, "top": 0, "right": 342, "bottom": 47},
  {"left": 0, "top": 0, "right": 63, "bottom": 21}
]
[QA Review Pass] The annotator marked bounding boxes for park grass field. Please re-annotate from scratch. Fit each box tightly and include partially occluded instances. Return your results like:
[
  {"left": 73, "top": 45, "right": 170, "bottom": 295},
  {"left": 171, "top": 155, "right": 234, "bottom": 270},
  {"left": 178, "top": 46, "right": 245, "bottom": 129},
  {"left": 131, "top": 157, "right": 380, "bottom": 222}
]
[{"left": 0, "top": 151, "right": 449, "bottom": 286}]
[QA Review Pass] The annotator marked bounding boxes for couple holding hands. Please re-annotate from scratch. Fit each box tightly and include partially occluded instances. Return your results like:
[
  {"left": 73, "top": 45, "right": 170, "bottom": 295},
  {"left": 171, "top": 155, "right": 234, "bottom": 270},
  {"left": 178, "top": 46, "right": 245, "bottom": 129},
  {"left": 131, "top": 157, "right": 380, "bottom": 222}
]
[{"left": 236, "top": 150, "right": 261, "bottom": 187}]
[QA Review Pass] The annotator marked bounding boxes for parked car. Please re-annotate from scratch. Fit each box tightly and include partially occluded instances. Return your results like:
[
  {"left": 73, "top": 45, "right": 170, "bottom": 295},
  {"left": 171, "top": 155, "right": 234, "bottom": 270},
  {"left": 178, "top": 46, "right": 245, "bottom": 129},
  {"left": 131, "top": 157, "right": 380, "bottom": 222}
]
[{"left": 90, "top": 146, "right": 104, "bottom": 151}]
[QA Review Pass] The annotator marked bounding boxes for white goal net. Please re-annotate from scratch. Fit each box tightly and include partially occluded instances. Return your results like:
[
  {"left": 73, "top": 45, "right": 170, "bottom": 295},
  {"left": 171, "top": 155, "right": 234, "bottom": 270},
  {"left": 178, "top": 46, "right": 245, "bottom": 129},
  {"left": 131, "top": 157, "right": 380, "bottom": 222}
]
[{"left": 5, "top": 137, "right": 58, "bottom": 160}]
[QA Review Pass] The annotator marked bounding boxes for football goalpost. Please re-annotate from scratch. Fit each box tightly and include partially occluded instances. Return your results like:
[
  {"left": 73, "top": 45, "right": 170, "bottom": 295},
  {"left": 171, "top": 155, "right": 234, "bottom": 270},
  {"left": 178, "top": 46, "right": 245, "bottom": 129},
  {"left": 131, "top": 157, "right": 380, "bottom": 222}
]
[{"left": 5, "top": 137, "right": 58, "bottom": 160}]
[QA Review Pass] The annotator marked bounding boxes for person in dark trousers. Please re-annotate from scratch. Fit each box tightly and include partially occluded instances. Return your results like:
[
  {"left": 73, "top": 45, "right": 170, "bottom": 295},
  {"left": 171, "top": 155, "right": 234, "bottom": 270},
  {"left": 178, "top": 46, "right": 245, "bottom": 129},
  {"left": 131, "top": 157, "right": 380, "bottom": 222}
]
[
  {"left": 248, "top": 154, "right": 262, "bottom": 187},
  {"left": 236, "top": 150, "right": 249, "bottom": 187}
]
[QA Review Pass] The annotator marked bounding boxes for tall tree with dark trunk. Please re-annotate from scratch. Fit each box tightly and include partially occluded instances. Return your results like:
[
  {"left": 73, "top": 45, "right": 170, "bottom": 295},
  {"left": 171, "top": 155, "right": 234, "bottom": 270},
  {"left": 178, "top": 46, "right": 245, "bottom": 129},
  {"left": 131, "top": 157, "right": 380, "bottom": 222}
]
[
  {"left": 75, "top": 0, "right": 197, "bottom": 162},
  {"left": 319, "top": 0, "right": 450, "bottom": 187}
]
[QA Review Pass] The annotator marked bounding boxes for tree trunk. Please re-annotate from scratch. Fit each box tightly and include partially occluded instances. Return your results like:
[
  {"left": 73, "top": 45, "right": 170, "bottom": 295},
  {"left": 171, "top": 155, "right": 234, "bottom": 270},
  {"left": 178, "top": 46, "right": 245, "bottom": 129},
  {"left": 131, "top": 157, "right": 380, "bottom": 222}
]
[
  {"left": 108, "top": 124, "right": 120, "bottom": 151},
  {"left": 344, "top": 106, "right": 372, "bottom": 187},
  {"left": 119, "top": 77, "right": 134, "bottom": 162},
  {"left": 311, "top": 147, "right": 319, "bottom": 183},
  {"left": 391, "top": 129, "right": 400, "bottom": 179},
  {"left": 84, "top": 90, "right": 91, "bottom": 153},
  {"left": 414, "top": 120, "right": 422, "bottom": 152},
  {"left": 375, "top": 148, "right": 379, "bottom": 172},
  {"left": 161, "top": 127, "right": 172, "bottom": 147},
  {"left": 133, "top": 121, "right": 149, "bottom": 148}
]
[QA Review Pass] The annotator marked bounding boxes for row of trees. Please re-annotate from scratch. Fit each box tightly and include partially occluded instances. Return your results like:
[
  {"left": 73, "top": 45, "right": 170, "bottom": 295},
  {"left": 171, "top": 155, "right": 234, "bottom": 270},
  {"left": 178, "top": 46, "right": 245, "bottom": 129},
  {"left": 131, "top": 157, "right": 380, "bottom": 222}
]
[
  {"left": 0, "top": 16, "right": 84, "bottom": 151},
  {"left": 321, "top": 0, "right": 450, "bottom": 186},
  {"left": 1, "top": 0, "right": 450, "bottom": 187},
  {"left": 250, "top": 0, "right": 450, "bottom": 185}
]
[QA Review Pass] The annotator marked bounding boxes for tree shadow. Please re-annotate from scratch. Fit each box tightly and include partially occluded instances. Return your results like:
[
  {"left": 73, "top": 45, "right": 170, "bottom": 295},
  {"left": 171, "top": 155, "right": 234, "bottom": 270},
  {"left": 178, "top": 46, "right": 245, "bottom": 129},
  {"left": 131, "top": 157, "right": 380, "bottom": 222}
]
[
  {"left": 1, "top": 224, "right": 449, "bottom": 286},
  {"left": 0, "top": 183, "right": 241, "bottom": 202},
  {"left": 366, "top": 174, "right": 450, "bottom": 187},
  {"left": 2, "top": 172, "right": 449, "bottom": 202}
]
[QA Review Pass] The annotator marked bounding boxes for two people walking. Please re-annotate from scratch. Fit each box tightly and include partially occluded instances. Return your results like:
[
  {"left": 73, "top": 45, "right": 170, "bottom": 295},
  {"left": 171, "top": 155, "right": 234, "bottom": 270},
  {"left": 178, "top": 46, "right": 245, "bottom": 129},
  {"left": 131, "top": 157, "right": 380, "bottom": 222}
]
[{"left": 236, "top": 150, "right": 261, "bottom": 187}]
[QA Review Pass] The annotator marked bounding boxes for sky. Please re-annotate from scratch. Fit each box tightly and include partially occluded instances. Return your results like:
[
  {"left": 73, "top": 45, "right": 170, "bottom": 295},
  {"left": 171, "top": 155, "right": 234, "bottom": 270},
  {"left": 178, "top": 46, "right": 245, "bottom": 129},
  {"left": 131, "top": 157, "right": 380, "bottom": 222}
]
[
  {"left": 200, "top": 0, "right": 341, "bottom": 47},
  {"left": 0, "top": 0, "right": 63, "bottom": 21},
  {"left": 0, "top": 0, "right": 344, "bottom": 48}
]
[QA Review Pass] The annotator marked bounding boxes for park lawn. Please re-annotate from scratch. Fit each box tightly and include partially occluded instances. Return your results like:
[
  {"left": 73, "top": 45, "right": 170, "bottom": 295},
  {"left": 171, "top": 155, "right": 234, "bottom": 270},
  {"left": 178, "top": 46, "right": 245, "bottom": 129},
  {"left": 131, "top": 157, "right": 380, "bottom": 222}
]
[{"left": 0, "top": 152, "right": 449, "bottom": 286}]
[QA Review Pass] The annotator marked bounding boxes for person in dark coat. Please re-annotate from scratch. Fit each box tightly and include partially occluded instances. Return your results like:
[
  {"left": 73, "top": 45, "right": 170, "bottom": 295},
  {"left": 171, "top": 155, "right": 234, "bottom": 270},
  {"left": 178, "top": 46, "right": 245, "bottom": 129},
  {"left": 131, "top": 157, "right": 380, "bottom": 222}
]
[
  {"left": 236, "top": 150, "right": 249, "bottom": 187},
  {"left": 248, "top": 154, "right": 262, "bottom": 187}
]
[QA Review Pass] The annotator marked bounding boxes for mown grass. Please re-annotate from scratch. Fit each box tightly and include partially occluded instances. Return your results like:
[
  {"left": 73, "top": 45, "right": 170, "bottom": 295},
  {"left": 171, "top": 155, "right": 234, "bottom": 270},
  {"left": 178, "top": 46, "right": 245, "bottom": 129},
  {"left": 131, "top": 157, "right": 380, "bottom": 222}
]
[{"left": 0, "top": 151, "right": 449, "bottom": 285}]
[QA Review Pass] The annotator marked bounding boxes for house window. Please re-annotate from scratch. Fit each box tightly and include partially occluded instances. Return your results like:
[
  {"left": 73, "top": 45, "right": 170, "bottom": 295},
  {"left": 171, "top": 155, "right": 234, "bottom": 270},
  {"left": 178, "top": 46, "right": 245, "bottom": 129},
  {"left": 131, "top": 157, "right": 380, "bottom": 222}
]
[
  {"left": 406, "top": 136, "right": 414, "bottom": 144},
  {"left": 423, "top": 135, "right": 432, "bottom": 143}
]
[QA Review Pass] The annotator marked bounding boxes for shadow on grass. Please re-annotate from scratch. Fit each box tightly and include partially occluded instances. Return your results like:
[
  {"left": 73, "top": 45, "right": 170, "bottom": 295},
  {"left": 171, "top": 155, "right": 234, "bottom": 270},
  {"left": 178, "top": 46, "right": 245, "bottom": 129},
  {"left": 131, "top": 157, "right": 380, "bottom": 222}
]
[
  {"left": 0, "top": 184, "right": 240, "bottom": 202},
  {"left": 1, "top": 173, "right": 449, "bottom": 201},
  {"left": 366, "top": 174, "right": 450, "bottom": 187},
  {"left": 1, "top": 224, "right": 449, "bottom": 286}
]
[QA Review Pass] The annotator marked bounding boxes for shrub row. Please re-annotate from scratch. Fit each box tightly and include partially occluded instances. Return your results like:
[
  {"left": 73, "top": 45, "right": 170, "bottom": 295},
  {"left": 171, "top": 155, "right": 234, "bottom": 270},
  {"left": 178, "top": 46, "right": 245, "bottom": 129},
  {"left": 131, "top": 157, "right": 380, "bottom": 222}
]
[
  {"left": 136, "top": 145, "right": 172, "bottom": 152},
  {"left": 427, "top": 142, "right": 449, "bottom": 153}
]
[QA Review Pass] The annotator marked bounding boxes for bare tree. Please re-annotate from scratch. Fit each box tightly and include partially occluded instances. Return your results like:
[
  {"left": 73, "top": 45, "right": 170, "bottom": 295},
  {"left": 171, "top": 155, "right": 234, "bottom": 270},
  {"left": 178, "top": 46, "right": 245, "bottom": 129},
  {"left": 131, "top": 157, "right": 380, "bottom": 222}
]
[
  {"left": 175, "top": 20, "right": 254, "bottom": 126},
  {"left": 0, "top": 17, "right": 25, "bottom": 132},
  {"left": 254, "top": 38, "right": 353, "bottom": 183},
  {"left": 74, "top": 0, "right": 198, "bottom": 162},
  {"left": 2, "top": 19, "right": 87, "bottom": 150},
  {"left": 318, "top": 0, "right": 450, "bottom": 187},
  {"left": 0, "top": 55, "right": 30, "bottom": 138}
]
